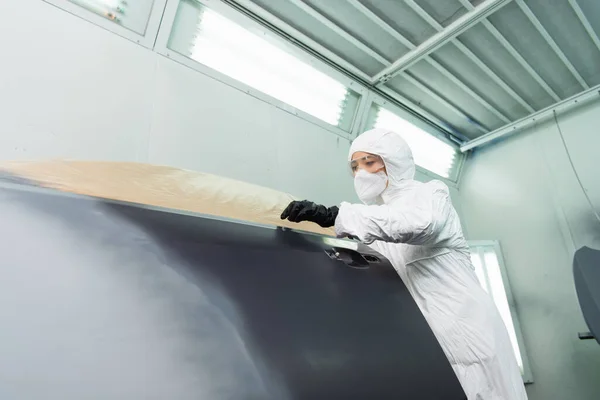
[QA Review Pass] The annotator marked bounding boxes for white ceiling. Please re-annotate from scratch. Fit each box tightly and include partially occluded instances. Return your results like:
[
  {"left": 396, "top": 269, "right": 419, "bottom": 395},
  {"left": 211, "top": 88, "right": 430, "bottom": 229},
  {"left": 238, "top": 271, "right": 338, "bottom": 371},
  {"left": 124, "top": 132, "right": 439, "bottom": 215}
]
[{"left": 226, "top": 0, "right": 600, "bottom": 143}]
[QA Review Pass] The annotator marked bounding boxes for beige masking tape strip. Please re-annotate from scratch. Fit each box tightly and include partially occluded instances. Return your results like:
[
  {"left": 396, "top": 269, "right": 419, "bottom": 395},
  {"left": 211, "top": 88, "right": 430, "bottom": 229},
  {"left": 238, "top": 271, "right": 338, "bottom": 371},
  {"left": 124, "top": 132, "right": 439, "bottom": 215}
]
[{"left": 0, "top": 160, "right": 335, "bottom": 237}]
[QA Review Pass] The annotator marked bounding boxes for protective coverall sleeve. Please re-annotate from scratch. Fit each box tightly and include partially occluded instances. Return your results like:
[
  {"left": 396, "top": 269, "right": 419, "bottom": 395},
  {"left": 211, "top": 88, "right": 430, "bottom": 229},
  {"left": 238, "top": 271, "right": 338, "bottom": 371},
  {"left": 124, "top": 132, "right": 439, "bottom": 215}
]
[{"left": 334, "top": 182, "right": 460, "bottom": 247}]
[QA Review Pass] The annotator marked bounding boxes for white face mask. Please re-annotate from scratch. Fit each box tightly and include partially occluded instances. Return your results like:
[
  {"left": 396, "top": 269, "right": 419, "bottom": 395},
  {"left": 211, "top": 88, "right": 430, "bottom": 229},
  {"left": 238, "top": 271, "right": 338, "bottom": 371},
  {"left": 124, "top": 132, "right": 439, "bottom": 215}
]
[{"left": 354, "top": 169, "right": 388, "bottom": 205}]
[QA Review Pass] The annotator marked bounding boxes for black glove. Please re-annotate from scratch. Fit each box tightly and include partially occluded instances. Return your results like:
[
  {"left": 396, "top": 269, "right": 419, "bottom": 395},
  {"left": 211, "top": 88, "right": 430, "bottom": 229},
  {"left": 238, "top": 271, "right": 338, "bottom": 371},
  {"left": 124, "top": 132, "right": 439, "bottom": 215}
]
[{"left": 280, "top": 200, "right": 339, "bottom": 228}]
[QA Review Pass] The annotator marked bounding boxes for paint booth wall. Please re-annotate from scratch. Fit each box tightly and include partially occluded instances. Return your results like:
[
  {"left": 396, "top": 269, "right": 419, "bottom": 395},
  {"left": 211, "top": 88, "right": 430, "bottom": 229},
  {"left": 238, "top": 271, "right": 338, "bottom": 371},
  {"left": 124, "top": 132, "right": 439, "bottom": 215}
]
[
  {"left": 0, "top": 0, "right": 357, "bottom": 205},
  {"left": 458, "top": 99, "right": 600, "bottom": 400},
  {"left": 0, "top": 0, "right": 462, "bottom": 208}
]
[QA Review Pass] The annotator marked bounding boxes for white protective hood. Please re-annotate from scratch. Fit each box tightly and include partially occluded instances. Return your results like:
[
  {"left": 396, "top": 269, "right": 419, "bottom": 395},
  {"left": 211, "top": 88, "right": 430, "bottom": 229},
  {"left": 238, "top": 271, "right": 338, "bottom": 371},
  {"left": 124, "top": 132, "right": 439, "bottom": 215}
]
[{"left": 349, "top": 128, "right": 415, "bottom": 184}]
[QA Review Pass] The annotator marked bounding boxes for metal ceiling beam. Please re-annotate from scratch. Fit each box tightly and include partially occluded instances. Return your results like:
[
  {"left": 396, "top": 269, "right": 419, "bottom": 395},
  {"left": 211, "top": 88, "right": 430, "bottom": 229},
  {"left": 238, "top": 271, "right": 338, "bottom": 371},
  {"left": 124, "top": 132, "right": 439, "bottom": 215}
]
[
  {"left": 460, "top": 84, "right": 600, "bottom": 152},
  {"left": 451, "top": 41, "right": 534, "bottom": 113},
  {"left": 348, "top": 0, "right": 510, "bottom": 123},
  {"left": 226, "top": 0, "right": 372, "bottom": 81},
  {"left": 346, "top": 0, "right": 413, "bottom": 48},
  {"left": 425, "top": 57, "right": 510, "bottom": 123},
  {"left": 404, "top": 0, "right": 439, "bottom": 29},
  {"left": 516, "top": 0, "right": 589, "bottom": 89},
  {"left": 402, "top": 73, "right": 490, "bottom": 134},
  {"left": 371, "top": 0, "right": 512, "bottom": 84},
  {"left": 457, "top": 0, "right": 560, "bottom": 102},
  {"left": 227, "top": 0, "right": 469, "bottom": 142},
  {"left": 567, "top": 0, "right": 600, "bottom": 55},
  {"left": 228, "top": 0, "right": 471, "bottom": 143},
  {"left": 377, "top": 86, "right": 468, "bottom": 142},
  {"left": 287, "top": 0, "right": 391, "bottom": 66},
  {"left": 403, "top": 0, "right": 534, "bottom": 113}
]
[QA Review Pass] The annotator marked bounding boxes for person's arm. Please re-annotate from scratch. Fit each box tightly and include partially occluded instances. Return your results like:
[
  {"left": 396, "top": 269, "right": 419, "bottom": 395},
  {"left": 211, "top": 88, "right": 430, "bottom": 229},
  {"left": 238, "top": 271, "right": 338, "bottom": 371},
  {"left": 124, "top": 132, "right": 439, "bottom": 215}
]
[{"left": 335, "top": 183, "right": 459, "bottom": 247}]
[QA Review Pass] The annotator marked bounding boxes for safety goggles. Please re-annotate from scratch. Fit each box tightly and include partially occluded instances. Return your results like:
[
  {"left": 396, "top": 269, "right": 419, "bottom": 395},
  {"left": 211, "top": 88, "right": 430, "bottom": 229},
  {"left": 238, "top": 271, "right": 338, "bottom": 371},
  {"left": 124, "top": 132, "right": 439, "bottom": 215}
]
[{"left": 349, "top": 155, "right": 385, "bottom": 176}]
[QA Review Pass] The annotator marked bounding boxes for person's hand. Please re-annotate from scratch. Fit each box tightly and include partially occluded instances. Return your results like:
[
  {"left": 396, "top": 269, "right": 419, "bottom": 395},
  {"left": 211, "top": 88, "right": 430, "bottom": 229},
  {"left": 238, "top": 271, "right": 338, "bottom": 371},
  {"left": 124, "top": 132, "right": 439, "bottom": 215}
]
[{"left": 280, "top": 200, "right": 339, "bottom": 228}]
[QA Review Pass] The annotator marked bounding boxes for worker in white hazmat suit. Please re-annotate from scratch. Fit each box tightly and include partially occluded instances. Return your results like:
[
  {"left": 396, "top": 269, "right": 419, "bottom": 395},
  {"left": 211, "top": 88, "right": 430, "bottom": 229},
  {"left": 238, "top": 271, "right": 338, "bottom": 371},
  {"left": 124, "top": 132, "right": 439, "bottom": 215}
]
[{"left": 281, "top": 128, "right": 527, "bottom": 399}]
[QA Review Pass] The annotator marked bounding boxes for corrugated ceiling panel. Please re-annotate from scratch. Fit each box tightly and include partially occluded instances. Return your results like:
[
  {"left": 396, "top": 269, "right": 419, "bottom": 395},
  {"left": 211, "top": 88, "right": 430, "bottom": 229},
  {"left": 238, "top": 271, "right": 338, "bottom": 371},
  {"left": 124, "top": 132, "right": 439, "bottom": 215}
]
[
  {"left": 487, "top": 1, "right": 581, "bottom": 99},
  {"left": 400, "top": 60, "right": 506, "bottom": 130},
  {"left": 359, "top": 0, "right": 438, "bottom": 46},
  {"left": 239, "top": 0, "right": 600, "bottom": 143},
  {"left": 525, "top": 0, "right": 600, "bottom": 87},
  {"left": 386, "top": 77, "right": 485, "bottom": 139},
  {"left": 578, "top": 0, "right": 600, "bottom": 84},
  {"left": 250, "top": 0, "right": 385, "bottom": 75},
  {"left": 304, "top": 0, "right": 410, "bottom": 62},
  {"left": 413, "top": 0, "right": 469, "bottom": 28},
  {"left": 429, "top": 43, "right": 530, "bottom": 120},
  {"left": 578, "top": 0, "right": 600, "bottom": 40},
  {"left": 457, "top": 23, "right": 556, "bottom": 110}
]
